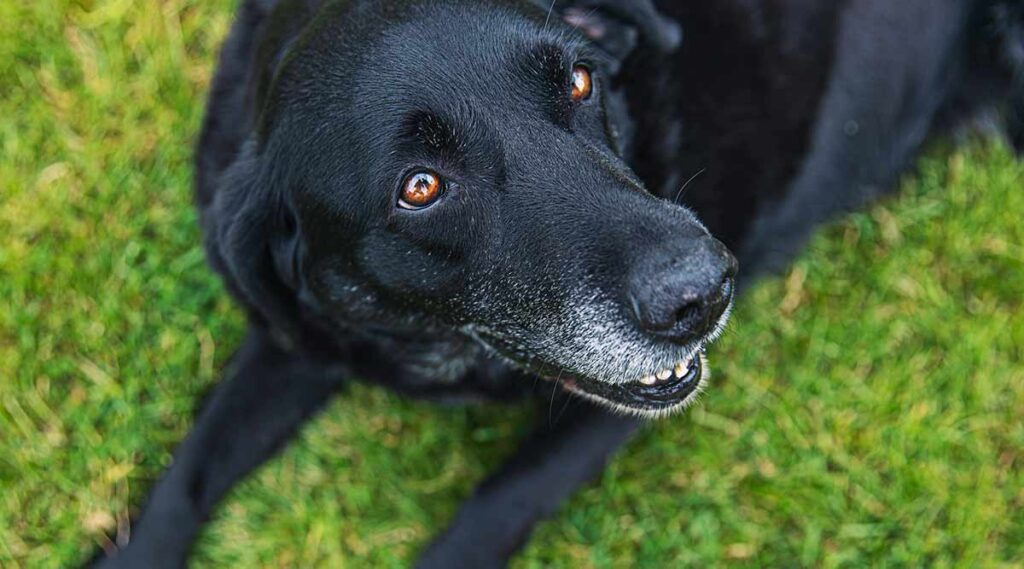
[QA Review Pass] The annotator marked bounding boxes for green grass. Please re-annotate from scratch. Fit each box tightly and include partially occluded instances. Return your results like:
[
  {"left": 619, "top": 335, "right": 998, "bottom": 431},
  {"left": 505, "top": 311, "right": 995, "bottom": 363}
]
[{"left": 2, "top": 1, "right": 1023, "bottom": 567}]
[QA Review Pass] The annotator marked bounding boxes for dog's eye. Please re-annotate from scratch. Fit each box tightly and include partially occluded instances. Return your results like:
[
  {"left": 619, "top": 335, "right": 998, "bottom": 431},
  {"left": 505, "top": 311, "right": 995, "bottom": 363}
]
[
  {"left": 571, "top": 65, "right": 593, "bottom": 102},
  {"left": 399, "top": 171, "right": 444, "bottom": 210}
]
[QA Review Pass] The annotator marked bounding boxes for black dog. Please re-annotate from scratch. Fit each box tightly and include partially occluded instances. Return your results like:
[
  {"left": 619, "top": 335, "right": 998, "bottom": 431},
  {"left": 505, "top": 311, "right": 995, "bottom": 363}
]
[{"left": 94, "top": 0, "right": 1023, "bottom": 566}]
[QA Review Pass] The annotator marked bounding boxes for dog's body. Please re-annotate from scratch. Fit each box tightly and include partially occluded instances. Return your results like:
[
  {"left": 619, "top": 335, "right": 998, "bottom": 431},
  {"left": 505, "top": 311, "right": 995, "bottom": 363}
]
[{"left": 95, "top": 0, "right": 1023, "bottom": 566}]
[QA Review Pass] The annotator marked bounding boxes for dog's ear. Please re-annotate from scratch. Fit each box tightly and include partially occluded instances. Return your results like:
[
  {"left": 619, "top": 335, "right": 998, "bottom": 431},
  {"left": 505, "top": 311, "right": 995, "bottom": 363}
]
[
  {"left": 245, "top": 0, "right": 320, "bottom": 128},
  {"left": 543, "top": 0, "right": 682, "bottom": 67},
  {"left": 206, "top": 140, "right": 303, "bottom": 347}
]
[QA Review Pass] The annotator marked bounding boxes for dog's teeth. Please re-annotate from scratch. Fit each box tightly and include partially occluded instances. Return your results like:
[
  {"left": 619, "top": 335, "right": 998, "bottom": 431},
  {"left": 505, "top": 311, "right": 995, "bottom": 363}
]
[
  {"left": 656, "top": 369, "right": 672, "bottom": 381},
  {"left": 674, "top": 362, "right": 687, "bottom": 378},
  {"left": 640, "top": 375, "right": 657, "bottom": 385}
]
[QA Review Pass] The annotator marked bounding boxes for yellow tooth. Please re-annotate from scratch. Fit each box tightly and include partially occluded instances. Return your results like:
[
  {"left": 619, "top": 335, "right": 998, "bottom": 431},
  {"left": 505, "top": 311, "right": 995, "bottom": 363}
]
[
  {"left": 640, "top": 375, "right": 657, "bottom": 385},
  {"left": 674, "top": 362, "right": 687, "bottom": 378},
  {"left": 656, "top": 369, "right": 672, "bottom": 381}
]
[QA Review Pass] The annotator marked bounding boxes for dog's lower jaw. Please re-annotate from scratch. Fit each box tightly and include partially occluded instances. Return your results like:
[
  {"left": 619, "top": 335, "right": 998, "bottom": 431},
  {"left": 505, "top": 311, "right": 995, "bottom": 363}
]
[
  {"left": 562, "top": 351, "right": 711, "bottom": 420},
  {"left": 461, "top": 298, "right": 732, "bottom": 420}
]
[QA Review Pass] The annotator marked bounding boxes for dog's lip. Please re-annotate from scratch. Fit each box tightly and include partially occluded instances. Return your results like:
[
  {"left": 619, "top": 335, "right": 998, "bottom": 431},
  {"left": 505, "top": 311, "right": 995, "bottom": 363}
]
[
  {"left": 551, "top": 350, "right": 705, "bottom": 413},
  {"left": 463, "top": 309, "right": 729, "bottom": 417}
]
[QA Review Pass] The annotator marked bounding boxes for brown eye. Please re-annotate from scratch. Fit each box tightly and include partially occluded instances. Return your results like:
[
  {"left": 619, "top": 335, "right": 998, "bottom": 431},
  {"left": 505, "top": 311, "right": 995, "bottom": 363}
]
[
  {"left": 571, "top": 65, "right": 593, "bottom": 102},
  {"left": 399, "top": 170, "right": 444, "bottom": 209}
]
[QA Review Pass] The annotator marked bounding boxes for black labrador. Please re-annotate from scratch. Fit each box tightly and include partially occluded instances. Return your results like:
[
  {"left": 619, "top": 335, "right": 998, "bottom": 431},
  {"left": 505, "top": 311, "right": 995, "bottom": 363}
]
[{"left": 94, "top": 0, "right": 1023, "bottom": 566}]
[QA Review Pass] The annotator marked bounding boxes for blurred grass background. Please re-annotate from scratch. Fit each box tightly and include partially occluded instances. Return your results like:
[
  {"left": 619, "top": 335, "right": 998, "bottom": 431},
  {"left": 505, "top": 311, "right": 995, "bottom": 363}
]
[{"left": 2, "top": 0, "right": 1023, "bottom": 567}]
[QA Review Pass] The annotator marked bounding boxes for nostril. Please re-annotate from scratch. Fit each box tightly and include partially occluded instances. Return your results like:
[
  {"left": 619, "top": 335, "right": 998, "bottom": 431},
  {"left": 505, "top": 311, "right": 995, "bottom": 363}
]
[
  {"left": 673, "top": 301, "right": 703, "bottom": 332},
  {"left": 718, "top": 276, "right": 735, "bottom": 303}
]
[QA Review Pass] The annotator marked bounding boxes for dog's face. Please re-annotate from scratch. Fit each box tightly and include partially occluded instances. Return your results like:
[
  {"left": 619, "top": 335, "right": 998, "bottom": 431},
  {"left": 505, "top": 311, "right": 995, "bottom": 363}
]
[{"left": 234, "top": 0, "right": 736, "bottom": 417}]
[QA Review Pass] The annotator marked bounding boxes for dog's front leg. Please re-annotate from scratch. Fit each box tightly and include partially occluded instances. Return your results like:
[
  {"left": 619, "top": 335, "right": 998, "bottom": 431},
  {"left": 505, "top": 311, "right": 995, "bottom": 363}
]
[
  {"left": 417, "top": 401, "right": 640, "bottom": 568},
  {"left": 91, "top": 326, "right": 348, "bottom": 568}
]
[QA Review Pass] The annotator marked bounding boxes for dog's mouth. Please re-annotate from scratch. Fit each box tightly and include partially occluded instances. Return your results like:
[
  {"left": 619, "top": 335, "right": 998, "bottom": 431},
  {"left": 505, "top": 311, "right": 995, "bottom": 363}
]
[
  {"left": 466, "top": 315, "right": 726, "bottom": 419},
  {"left": 556, "top": 349, "right": 706, "bottom": 418}
]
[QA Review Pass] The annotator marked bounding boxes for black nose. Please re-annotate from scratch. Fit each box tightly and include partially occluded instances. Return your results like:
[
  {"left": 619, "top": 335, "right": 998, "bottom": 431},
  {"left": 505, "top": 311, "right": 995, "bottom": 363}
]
[{"left": 627, "top": 237, "right": 738, "bottom": 344}]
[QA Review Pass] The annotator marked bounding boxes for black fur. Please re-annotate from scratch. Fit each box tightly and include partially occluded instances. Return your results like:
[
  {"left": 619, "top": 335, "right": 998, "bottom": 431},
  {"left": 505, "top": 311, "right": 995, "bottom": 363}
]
[{"left": 93, "top": 0, "right": 1023, "bottom": 566}]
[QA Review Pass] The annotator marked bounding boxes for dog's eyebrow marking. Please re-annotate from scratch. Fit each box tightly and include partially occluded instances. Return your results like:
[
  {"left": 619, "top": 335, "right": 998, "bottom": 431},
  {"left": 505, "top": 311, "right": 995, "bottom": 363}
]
[
  {"left": 528, "top": 43, "right": 570, "bottom": 74},
  {"left": 407, "top": 112, "right": 462, "bottom": 155},
  {"left": 522, "top": 43, "right": 574, "bottom": 99}
]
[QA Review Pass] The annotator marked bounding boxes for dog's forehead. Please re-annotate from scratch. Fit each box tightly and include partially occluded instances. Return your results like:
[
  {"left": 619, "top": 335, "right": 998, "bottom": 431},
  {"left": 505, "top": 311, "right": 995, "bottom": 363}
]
[
  {"left": 355, "top": 5, "right": 584, "bottom": 106},
  {"left": 268, "top": 1, "right": 589, "bottom": 134}
]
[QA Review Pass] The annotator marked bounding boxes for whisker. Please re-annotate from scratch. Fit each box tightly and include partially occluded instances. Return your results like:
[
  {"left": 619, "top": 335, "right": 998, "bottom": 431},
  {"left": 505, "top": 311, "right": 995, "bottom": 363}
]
[
  {"left": 674, "top": 167, "right": 707, "bottom": 204},
  {"left": 543, "top": 0, "right": 557, "bottom": 30},
  {"left": 553, "top": 391, "right": 574, "bottom": 426},
  {"left": 548, "top": 369, "right": 563, "bottom": 426}
]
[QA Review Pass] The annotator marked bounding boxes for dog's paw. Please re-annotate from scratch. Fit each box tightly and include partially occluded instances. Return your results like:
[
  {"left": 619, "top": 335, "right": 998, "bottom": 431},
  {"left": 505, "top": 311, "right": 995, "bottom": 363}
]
[
  {"left": 534, "top": 0, "right": 681, "bottom": 69},
  {"left": 416, "top": 542, "right": 506, "bottom": 569}
]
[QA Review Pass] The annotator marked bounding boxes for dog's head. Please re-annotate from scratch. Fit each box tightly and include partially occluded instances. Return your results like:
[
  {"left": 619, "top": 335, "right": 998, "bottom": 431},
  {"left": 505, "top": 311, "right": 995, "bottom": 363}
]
[{"left": 209, "top": 0, "right": 736, "bottom": 417}]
